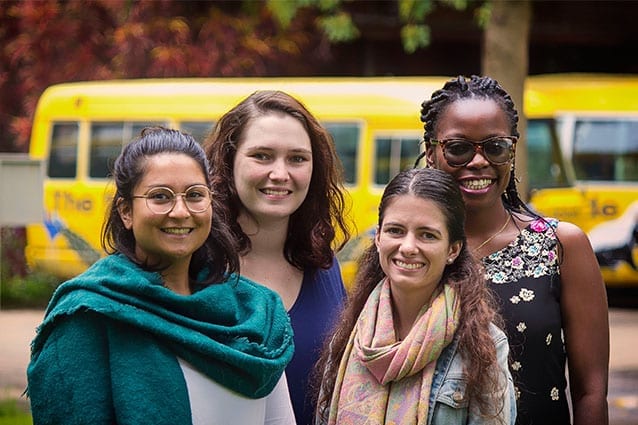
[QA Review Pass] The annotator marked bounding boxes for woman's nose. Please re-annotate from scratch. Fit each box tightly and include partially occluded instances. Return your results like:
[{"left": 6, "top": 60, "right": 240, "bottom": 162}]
[
  {"left": 399, "top": 234, "right": 418, "bottom": 255},
  {"left": 269, "top": 159, "right": 290, "bottom": 181}
]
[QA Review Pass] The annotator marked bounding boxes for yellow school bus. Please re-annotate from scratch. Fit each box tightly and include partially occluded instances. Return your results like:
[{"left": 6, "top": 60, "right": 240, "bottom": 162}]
[
  {"left": 26, "top": 76, "right": 636, "bottom": 288},
  {"left": 25, "top": 77, "right": 452, "bottom": 282},
  {"left": 526, "top": 74, "right": 638, "bottom": 287}
]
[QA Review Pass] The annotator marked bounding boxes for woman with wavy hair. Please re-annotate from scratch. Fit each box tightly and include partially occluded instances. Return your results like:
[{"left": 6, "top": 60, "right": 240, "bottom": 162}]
[
  {"left": 204, "top": 91, "right": 351, "bottom": 425},
  {"left": 314, "top": 167, "right": 515, "bottom": 425}
]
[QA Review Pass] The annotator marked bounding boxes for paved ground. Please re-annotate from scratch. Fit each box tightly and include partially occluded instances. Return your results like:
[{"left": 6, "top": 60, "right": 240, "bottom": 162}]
[
  {"left": 2, "top": 308, "right": 637, "bottom": 421},
  {"left": 0, "top": 309, "right": 42, "bottom": 400}
]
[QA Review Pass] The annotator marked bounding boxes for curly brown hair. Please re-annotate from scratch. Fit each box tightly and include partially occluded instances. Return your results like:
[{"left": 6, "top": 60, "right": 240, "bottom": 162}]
[{"left": 312, "top": 168, "right": 508, "bottom": 423}]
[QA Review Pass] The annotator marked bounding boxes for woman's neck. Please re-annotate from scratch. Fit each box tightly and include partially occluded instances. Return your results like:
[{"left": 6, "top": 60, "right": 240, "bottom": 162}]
[
  {"left": 238, "top": 212, "right": 289, "bottom": 255},
  {"left": 465, "top": 204, "right": 519, "bottom": 256},
  {"left": 237, "top": 213, "right": 304, "bottom": 310},
  {"left": 390, "top": 283, "right": 437, "bottom": 340},
  {"left": 161, "top": 259, "right": 192, "bottom": 295},
  {"left": 465, "top": 204, "right": 509, "bottom": 239}
]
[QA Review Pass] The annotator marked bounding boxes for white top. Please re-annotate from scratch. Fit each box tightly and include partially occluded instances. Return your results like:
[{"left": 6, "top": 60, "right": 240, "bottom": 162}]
[{"left": 178, "top": 358, "right": 297, "bottom": 425}]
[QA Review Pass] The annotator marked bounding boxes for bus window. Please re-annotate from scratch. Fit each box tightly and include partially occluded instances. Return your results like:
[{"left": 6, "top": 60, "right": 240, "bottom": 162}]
[
  {"left": 526, "top": 119, "right": 569, "bottom": 189},
  {"left": 324, "top": 123, "right": 360, "bottom": 185},
  {"left": 180, "top": 121, "right": 215, "bottom": 144},
  {"left": 374, "top": 136, "right": 420, "bottom": 185},
  {"left": 89, "top": 121, "right": 164, "bottom": 178},
  {"left": 572, "top": 119, "right": 638, "bottom": 182},
  {"left": 48, "top": 122, "right": 79, "bottom": 178}
]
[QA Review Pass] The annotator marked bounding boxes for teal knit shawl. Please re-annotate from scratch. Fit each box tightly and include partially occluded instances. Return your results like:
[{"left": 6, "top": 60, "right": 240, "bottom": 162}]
[{"left": 30, "top": 254, "right": 294, "bottom": 399}]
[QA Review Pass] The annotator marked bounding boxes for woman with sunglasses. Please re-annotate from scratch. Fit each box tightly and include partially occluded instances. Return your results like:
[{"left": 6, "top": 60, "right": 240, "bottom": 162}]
[
  {"left": 418, "top": 76, "right": 609, "bottom": 425},
  {"left": 27, "top": 127, "right": 296, "bottom": 424}
]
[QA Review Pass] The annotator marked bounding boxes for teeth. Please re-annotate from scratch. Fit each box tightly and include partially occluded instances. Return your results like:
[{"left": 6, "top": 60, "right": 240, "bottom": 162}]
[
  {"left": 263, "top": 189, "right": 289, "bottom": 196},
  {"left": 461, "top": 179, "right": 492, "bottom": 190},
  {"left": 163, "top": 228, "right": 191, "bottom": 235},
  {"left": 395, "top": 260, "right": 424, "bottom": 270}
]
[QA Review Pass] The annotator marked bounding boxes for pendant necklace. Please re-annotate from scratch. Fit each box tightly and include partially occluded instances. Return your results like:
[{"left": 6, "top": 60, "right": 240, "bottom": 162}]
[{"left": 474, "top": 214, "right": 512, "bottom": 253}]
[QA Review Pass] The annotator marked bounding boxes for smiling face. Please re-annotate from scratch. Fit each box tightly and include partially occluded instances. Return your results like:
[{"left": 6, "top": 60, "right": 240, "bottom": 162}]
[
  {"left": 233, "top": 111, "right": 313, "bottom": 226},
  {"left": 375, "top": 194, "right": 462, "bottom": 303},
  {"left": 118, "top": 153, "right": 212, "bottom": 270},
  {"left": 426, "top": 98, "right": 515, "bottom": 212}
]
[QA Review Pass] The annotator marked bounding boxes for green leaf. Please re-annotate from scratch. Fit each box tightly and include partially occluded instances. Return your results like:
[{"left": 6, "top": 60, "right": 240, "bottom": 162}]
[
  {"left": 318, "top": 12, "right": 360, "bottom": 42},
  {"left": 401, "top": 23, "right": 430, "bottom": 53},
  {"left": 398, "top": 0, "right": 435, "bottom": 22},
  {"left": 266, "top": 0, "right": 301, "bottom": 28},
  {"left": 441, "top": 0, "right": 468, "bottom": 11},
  {"left": 475, "top": 3, "right": 492, "bottom": 28}
]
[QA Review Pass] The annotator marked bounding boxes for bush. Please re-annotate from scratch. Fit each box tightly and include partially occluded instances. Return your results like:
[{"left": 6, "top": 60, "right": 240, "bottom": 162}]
[
  {"left": 0, "top": 226, "right": 61, "bottom": 308},
  {"left": 1, "top": 272, "right": 60, "bottom": 309}
]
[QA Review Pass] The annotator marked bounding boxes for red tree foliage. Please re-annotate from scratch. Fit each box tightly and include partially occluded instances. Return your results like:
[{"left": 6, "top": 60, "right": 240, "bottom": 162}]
[{"left": 0, "top": 0, "right": 331, "bottom": 152}]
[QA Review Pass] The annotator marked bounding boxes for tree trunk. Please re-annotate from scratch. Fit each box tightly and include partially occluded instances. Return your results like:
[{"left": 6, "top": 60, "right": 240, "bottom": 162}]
[{"left": 482, "top": 0, "right": 532, "bottom": 200}]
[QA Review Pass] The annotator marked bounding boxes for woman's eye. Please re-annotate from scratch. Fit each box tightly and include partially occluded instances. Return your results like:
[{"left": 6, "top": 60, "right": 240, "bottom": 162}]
[
  {"left": 290, "top": 155, "right": 309, "bottom": 163},
  {"left": 420, "top": 231, "right": 438, "bottom": 240},
  {"left": 384, "top": 227, "right": 403, "bottom": 235},
  {"left": 186, "top": 191, "right": 205, "bottom": 200},
  {"left": 251, "top": 152, "right": 270, "bottom": 160},
  {"left": 150, "top": 191, "right": 171, "bottom": 201},
  {"left": 147, "top": 190, "right": 173, "bottom": 203}
]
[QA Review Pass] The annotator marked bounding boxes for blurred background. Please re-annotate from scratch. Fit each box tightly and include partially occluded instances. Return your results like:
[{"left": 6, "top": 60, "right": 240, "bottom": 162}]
[
  {"left": 0, "top": 1, "right": 637, "bottom": 424},
  {"left": 2, "top": 0, "right": 637, "bottom": 153}
]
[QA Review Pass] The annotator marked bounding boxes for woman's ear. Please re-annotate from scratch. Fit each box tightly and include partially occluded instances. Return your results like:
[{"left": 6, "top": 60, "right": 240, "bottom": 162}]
[
  {"left": 447, "top": 240, "right": 463, "bottom": 264},
  {"left": 117, "top": 198, "right": 133, "bottom": 230},
  {"left": 425, "top": 144, "right": 436, "bottom": 168}
]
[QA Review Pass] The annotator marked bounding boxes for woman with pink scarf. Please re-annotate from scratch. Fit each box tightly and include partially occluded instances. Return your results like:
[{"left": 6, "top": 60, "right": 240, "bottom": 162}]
[{"left": 314, "top": 168, "right": 515, "bottom": 425}]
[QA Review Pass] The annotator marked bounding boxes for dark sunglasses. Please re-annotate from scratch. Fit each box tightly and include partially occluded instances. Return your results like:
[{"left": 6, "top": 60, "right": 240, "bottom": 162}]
[{"left": 429, "top": 136, "right": 517, "bottom": 167}]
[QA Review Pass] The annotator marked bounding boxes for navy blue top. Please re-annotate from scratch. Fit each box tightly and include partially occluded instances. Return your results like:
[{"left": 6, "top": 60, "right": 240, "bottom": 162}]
[{"left": 286, "top": 259, "right": 346, "bottom": 425}]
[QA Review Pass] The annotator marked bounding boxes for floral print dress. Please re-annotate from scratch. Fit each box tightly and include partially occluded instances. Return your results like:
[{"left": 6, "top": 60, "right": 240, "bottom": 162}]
[{"left": 482, "top": 218, "right": 571, "bottom": 425}]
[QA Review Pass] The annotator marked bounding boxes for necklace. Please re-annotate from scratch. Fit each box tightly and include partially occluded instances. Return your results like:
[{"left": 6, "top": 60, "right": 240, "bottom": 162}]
[{"left": 473, "top": 214, "right": 512, "bottom": 253}]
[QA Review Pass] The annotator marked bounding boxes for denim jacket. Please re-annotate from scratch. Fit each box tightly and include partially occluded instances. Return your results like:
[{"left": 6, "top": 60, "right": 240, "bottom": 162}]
[
  {"left": 427, "top": 323, "right": 517, "bottom": 425},
  {"left": 316, "top": 324, "right": 516, "bottom": 425}
]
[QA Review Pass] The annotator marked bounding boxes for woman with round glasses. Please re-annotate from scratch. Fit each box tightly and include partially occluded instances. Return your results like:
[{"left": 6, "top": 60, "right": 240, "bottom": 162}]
[
  {"left": 27, "top": 127, "right": 296, "bottom": 424},
  {"left": 419, "top": 76, "right": 609, "bottom": 425}
]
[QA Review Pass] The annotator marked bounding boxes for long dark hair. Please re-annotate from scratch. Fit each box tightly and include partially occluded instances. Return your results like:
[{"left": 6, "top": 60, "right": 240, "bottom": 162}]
[
  {"left": 313, "top": 168, "right": 506, "bottom": 422},
  {"left": 101, "top": 126, "right": 239, "bottom": 284},
  {"left": 203, "top": 90, "right": 351, "bottom": 270}
]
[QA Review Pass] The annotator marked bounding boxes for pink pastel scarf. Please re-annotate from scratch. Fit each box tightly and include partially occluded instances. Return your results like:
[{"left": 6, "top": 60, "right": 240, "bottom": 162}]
[{"left": 327, "top": 278, "right": 459, "bottom": 425}]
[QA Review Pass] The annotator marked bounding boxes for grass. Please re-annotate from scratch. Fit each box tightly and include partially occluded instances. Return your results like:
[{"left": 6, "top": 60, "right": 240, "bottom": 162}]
[{"left": 0, "top": 399, "right": 32, "bottom": 425}]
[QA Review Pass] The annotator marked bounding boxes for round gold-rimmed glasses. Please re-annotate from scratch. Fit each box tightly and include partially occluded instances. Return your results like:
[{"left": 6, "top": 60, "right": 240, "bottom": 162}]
[{"left": 132, "top": 184, "right": 212, "bottom": 214}]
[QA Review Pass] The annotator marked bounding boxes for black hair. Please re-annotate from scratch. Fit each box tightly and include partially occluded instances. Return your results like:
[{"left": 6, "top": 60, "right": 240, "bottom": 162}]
[
  {"left": 101, "top": 126, "right": 239, "bottom": 284},
  {"left": 418, "top": 75, "right": 542, "bottom": 220}
]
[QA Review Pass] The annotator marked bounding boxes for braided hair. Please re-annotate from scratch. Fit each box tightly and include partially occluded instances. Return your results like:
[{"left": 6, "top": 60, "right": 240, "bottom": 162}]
[{"left": 417, "top": 75, "right": 539, "bottom": 219}]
